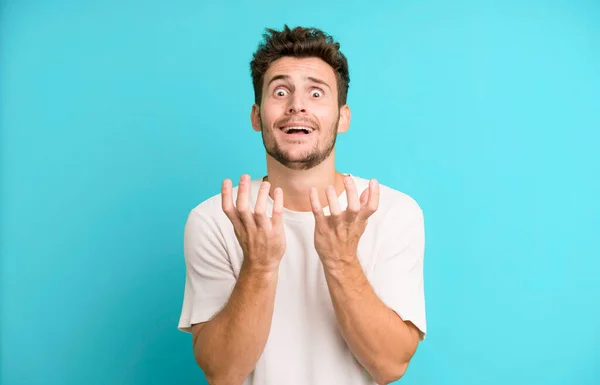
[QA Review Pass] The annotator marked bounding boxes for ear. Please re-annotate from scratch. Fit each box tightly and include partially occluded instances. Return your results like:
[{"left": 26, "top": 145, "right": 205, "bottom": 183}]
[
  {"left": 250, "top": 104, "right": 261, "bottom": 132},
  {"left": 337, "top": 104, "right": 351, "bottom": 133}
]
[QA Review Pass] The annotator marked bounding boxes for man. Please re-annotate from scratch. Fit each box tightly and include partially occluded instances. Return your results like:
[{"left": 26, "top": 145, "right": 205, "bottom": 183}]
[{"left": 178, "top": 25, "right": 426, "bottom": 385}]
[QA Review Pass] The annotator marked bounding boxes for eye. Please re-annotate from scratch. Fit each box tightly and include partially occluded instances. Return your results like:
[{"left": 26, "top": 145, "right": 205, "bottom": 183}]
[
  {"left": 311, "top": 89, "right": 323, "bottom": 98},
  {"left": 274, "top": 88, "right": 288, "bottom": 97}
]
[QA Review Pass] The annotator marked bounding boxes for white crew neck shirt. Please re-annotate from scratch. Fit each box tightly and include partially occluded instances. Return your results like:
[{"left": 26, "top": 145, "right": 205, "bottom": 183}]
[{"left": 178, "top": 174, "right": 427, "bottom": 385}]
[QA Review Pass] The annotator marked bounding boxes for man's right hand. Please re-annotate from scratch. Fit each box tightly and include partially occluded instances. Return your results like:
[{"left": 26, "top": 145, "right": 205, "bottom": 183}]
[
  {"left": 222, "top": 174, "right": 286, "bottom": 273},
  {"left": 192, "top": 174, "right": 284, "bottom": 383}
]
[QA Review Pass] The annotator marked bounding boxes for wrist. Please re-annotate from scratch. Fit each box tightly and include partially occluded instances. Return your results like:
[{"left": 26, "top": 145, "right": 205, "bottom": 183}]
[
  {"left": 321, "top": 254, "right": 359, "bottom": 271},
  {"left": 322, "top": 256, "right": 363, "bottom": 279},
  {"left": 241, "top": 260, "right": 280, "bottom": 278}
]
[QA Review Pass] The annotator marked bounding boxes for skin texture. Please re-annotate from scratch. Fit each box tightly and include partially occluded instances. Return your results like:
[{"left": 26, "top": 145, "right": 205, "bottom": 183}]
[{"left": 190, "top": 56, "right": 421, "bottom": 385}]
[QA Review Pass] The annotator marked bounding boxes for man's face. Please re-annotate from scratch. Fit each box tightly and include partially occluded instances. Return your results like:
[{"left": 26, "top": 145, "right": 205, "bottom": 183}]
[{"left": 251, "top": 57, "right": 350, "bottom": 170}]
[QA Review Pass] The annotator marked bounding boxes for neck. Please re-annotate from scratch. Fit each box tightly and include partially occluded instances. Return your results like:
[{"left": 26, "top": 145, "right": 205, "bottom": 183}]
[{"left": 264, "top": 151, "right": 346, "bottom": 212}]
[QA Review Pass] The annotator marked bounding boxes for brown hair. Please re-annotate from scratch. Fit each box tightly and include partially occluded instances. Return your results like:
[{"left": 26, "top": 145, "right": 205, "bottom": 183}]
[{"left": 250, "top": 25, "right": 350, "bottom": 107}]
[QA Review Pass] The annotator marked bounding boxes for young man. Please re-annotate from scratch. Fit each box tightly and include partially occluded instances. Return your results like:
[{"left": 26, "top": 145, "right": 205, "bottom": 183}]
[{"left": 178, "top": 25, "right": 427, "bottom": 385}]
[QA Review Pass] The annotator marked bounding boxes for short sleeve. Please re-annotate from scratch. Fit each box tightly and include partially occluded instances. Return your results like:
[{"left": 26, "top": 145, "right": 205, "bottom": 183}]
[
  {"left": 178, "top": 209, "right": 236, "bottom": 334},
  {"left": 371, "top": 204, "right": 427, "bottom": 340}
]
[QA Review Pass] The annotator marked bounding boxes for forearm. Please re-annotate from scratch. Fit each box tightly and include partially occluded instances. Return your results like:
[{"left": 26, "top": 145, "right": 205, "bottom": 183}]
[
  {"left": 323, "top": 258, "right": 419, "bottom": 385},
  {"left": 193, "top": 265, "right": 278, "bottom": 385}
]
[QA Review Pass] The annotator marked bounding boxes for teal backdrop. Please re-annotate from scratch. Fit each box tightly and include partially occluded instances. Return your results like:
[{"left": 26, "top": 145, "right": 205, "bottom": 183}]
[{"left": 1, "top": 0, "right": 599, "bottom": 384}]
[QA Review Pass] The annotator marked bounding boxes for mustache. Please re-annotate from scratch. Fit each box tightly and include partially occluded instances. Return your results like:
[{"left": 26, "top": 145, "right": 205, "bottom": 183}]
[{"left": 274, "top": 117, "right": 319, "bottom": 129}]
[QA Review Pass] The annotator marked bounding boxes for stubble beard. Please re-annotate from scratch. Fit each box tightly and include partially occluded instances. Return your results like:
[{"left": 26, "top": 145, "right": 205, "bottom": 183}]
[{"left": 260, "top": 113, "right": 340, "bottom": 171}]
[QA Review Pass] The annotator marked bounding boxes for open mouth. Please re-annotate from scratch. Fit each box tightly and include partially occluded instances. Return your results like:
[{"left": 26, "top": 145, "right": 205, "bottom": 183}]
[{"left": 279, "top": 126, "right": 315, "bottom": 136}]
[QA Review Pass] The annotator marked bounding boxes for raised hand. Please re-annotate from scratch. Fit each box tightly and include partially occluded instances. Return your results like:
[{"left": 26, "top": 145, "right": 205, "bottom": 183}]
[
  {"left": 309, "top": 176, "right": 380, "bottom": 267},
  {"left": 222, "top": 174, "right": 286, "bottom": 273}
]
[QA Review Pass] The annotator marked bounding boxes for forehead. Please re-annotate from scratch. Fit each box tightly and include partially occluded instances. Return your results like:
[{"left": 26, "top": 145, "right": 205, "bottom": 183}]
[{"left": 264, "top": 57, "right": 336, "bottom": 84}]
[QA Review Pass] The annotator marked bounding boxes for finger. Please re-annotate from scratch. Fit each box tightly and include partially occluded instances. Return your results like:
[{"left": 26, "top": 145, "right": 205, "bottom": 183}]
[
  {"left": 359, "top": 185, "right": 370, "bottom": 207},
  {"left": 343, "top": 175, "right": 360, "bottom": 220},
  {"left": 360, "top": 179, "right": 380, "bottom": 220},
  {"left": 326, "top": 185, "right": 342, "bottom": 223},
  {"left": 236, "top": 174, "right": 255, "bottom": 228},
  {"left": 271, "top": 187, "right": 284, "bottom": 229},
  {"left": 221, "top": 179, "right": 242, "bottom": 229},
  {"left": 253, "top": 181, "right": 271, "bottom": 229},
  {"left": 309, "top": 187, "right": 326, "bottom": 225}
]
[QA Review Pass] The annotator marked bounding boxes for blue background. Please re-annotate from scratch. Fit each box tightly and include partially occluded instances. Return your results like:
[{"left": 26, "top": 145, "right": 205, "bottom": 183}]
[{"left": 1, "top": 0, "right": 599, "bottom": 384}]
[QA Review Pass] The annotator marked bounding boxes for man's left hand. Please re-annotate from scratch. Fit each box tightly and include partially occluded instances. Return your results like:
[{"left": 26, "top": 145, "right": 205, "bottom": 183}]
[{"left": 309, "top": 176, "right": 380, "bottom": 267}]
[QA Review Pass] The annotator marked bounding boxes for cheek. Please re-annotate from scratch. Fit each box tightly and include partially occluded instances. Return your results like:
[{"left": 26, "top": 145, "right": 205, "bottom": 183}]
[
  {"left": 315, "top": 107, "right": 338, "bottom": 127},
  {"left": 261, "top": 101, "right": 287, "bottom": 125}
]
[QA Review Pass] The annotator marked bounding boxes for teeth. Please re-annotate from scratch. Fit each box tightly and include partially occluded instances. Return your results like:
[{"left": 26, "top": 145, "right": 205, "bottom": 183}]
[{"left": 281, "top": 126, "right": 314, "bottom": 134}]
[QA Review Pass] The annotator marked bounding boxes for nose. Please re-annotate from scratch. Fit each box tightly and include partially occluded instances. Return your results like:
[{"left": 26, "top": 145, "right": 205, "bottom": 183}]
[{"left": 286, "top": 93, "right": 306, "bottom": 114}]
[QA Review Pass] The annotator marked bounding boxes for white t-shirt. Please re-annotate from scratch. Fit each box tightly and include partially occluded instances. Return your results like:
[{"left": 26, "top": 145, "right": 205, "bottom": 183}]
[{"left": 178, "top": 173, "right": 427, "bottom": 385}]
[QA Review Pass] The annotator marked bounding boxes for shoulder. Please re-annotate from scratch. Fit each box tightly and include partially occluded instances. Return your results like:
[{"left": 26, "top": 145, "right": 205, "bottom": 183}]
[
  {"left": 191, "top": 192, "right": 225, "bottom": 219},
  {"left": 184, "top": 184, "right": 234, "bottom": 231},
  {"left": 351, "top": 174, "right": 423, "bottom": 226}
]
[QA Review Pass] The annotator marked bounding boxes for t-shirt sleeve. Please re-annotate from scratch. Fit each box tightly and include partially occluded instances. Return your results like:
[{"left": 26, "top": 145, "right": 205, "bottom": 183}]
[
  {"left": 370, "top": 202, "right": 427, "bottom": 340},
  {"left": 178, "top": 208, "right": 236, "bottom": 334}
]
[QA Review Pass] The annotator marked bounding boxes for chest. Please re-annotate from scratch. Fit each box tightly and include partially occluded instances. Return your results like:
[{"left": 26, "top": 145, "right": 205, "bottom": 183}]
[{"left": 225, "top": 220, "right": 382, "bottom": 291}]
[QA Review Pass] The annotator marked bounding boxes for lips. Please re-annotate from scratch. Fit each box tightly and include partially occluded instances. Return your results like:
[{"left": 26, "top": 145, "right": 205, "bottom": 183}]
[
  {"left": 278, "top": 120, "right": 318, "bottom": 136},
  {"left": 280, "top": 126, "right": 314, "bottom": 134}
]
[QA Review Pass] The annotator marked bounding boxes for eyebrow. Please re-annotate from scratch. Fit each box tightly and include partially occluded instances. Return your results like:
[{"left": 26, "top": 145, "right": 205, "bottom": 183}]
[{"left": 267, "top": 74, "right": 331, "bottom": 90}]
